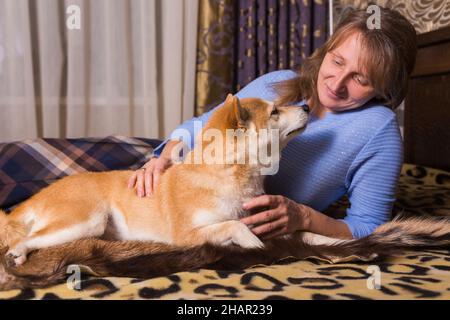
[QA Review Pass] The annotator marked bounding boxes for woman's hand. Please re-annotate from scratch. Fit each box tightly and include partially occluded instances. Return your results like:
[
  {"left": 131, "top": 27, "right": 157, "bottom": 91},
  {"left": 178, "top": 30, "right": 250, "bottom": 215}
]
[
  {"left": 240, "top": 195, "right": 310, "bottom": 240},
  {"left": 127, "top": 156, "right": 173, "bottom": 197}
]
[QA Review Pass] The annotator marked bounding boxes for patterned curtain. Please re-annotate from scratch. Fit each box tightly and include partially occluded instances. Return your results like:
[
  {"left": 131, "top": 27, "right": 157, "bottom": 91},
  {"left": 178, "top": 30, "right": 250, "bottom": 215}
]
[{"left": 196, "top": 0, "right": 328, "bottom": 115}]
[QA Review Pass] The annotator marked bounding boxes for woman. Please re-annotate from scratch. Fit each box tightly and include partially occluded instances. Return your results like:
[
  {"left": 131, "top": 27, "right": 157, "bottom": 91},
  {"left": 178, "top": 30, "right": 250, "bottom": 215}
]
[{"left": 128, "top": 7, "right": 417, "bottom": 240}]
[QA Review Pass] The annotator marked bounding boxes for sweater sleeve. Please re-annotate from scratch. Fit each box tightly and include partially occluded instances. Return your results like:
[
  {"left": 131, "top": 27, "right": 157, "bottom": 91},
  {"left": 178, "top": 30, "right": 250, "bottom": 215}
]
[
  {"left": 341, "top": 113, "right": 404, "bottom": 239},
  {"left": 153, "top": 70, "right": 298, "bottom": 156}
]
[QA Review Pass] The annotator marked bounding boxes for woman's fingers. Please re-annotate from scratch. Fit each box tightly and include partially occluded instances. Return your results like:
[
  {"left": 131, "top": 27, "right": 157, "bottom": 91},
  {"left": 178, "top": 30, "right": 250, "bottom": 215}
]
[
  {"left": 242, "top": 195, "right": 279, "bottom": 211},
  {"left": 136, "top": 169, "right": 146, "bottom": 197},
  {"left": 240, "top": 208, "right": 281, "bottom": 227},
  {"left": 127, "top": 157, "right": 172, "bottom": 197},
  {"left": 127, "top": 171, "right": 138, "bottom": 189},
  {"left": 250, "top": 217, "right": 286, "bottom": 236},
  {"left": 144, "top": 169, "right": 154, "bottom": 196},
  {"left": 251, "top": 217, "right": 286, "bottom": 235},
  {"left": 260, "top": 226, "right": 287, "bottom": 240}
]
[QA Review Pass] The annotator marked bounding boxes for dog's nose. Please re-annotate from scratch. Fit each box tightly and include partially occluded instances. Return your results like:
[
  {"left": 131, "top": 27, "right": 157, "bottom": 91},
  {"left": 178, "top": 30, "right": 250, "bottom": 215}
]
[{"left": 301, "top": 104, "right": 310, "bottom": 113}]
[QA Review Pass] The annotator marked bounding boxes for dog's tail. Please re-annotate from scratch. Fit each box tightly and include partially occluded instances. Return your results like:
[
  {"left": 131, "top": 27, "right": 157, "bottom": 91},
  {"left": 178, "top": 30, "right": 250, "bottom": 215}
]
[
  {"left": 2, "top": 215, "right": 450, "bottom": 290},
  {"left": 300, "top": 215, "right": 450, "bottom": 263},
  {"left": 0, "top": 238, "right": 224, "bottom": 290}
]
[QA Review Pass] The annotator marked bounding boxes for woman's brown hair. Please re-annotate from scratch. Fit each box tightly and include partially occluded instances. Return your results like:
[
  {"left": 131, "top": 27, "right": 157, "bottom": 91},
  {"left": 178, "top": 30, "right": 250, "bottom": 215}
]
[{"left": 275, "top": 6, "right": 417, "bottom": 112}]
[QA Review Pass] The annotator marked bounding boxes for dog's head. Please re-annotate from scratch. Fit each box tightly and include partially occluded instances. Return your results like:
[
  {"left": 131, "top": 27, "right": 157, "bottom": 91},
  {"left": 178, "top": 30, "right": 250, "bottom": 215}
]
[
  {"left": 193, "top": 94, "right": 308, "bottom": 174},
  {"left": 216, "top": 94, "right": 309, "bottom": 146}
]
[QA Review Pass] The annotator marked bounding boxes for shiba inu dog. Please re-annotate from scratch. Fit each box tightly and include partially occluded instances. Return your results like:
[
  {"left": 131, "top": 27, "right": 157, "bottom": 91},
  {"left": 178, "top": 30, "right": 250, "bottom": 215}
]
[
  {"left": 0, "top": 94, "right": 309, "bottom": 267},
  {"left": 1, "top": 94, "right": 450, "bottom": 291}
]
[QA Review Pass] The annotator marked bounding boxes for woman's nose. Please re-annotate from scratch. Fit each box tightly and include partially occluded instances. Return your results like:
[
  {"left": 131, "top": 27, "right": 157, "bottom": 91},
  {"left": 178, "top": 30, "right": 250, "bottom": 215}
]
[
  {"left": 302, "top": 104, "right": 310, "bottom": 113},
  {"left": 330, "top": 74, "right": 347, "bottom": 95}
]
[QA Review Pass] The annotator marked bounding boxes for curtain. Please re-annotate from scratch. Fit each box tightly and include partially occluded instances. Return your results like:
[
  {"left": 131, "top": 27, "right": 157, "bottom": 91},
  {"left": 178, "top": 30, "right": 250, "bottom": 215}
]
[
  {"left": 196, "top": 0, "right": 328, "bottom": 115},
  {"left": 0, "top": 0, "right": 198, "bottom": 142}
]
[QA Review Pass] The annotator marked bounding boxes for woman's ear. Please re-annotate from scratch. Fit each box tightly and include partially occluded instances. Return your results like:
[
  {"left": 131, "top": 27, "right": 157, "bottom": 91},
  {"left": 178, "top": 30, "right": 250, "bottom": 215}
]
[{"left": 374, "top": 91, "right": 385, "bottom": 100}]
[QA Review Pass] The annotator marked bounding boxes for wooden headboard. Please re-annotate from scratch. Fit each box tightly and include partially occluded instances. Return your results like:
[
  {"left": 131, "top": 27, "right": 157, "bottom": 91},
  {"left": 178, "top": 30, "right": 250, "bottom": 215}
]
[{"left": 404, "top": 26, "right": 450, "bottom": 172}]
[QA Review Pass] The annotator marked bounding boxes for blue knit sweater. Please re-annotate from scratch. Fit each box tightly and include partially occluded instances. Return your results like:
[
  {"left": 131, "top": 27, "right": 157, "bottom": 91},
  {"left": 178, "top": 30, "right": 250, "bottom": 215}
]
[{"left": 154, "top": 70, "right": 404, "bottom": 239}]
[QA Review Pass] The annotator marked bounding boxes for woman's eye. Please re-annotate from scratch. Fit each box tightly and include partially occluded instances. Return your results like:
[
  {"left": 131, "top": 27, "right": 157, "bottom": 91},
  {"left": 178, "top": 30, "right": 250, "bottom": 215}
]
[
  {"left": 354, "top": 75, "right": 367, "bottom": 85},
  {"left": 333, "top": 59, "right": 342, "bottom": 66},
  {"left": 270, "top": 108, "right": 279, "bottom": 116}
]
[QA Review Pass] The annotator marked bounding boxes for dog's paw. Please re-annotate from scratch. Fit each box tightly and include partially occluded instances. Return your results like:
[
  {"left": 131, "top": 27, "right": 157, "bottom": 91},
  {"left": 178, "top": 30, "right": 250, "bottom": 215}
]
[
  {"left": 5, "top": 250, "right": 27, "bottom": 268},
  {"left": 241, "top": 234, "right": 265, "bottom": 249},
  {"left": 4, "top": 253, "right": 16, "bottom": 268},
  {"left": 231, "top": 224, "right": 265, "bottom": 249}
]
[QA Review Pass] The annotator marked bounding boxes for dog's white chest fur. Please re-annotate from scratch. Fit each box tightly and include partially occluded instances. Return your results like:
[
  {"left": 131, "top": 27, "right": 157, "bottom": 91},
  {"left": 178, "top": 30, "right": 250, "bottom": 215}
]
[{"left": 193, "top": 170, "right": 265, "bottom": 228}]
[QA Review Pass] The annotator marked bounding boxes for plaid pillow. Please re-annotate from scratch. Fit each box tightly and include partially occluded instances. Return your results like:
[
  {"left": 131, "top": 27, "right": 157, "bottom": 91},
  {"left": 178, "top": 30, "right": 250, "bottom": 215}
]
[{"left": 0, "top": 135, "right": 162, "bottom": 210}]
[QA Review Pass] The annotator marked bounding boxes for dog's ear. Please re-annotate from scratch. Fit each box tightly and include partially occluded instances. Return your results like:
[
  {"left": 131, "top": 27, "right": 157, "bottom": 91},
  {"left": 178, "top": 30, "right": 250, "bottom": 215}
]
[
  {"left": 225, "top": 93, "right": 234, "bottom": 105},
  {"left": 230, "top": 95, "right": 248, "bottom": 128}
]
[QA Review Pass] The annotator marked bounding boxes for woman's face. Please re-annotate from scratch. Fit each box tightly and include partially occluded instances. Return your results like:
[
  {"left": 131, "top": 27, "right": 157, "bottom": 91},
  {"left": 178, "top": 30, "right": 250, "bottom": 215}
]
[{"left": 317, "top": 32, "right": 377, "bottom": 114}]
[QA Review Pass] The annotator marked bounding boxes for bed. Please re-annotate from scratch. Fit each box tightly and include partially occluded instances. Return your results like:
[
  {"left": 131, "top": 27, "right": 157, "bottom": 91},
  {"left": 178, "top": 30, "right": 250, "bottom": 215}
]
[{"left": 0, "top": 27, "right": 449, "bottom": 300}]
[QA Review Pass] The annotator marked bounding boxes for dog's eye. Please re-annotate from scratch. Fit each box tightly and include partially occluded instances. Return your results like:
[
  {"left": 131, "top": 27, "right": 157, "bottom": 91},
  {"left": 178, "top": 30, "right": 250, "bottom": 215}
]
[{"left": 270, "top": 108, "right": 279, "bottom": 116}]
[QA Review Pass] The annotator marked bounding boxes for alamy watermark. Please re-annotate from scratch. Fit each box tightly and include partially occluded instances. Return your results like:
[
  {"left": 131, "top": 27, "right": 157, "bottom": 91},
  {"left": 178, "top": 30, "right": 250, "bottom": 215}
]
[
  {"left": 66, "top": 5, "right": 81, "bottom": 30},
  {"left": 168, "top": 121, "right": 282, "bottom": 176},
  {"left": 366, "top": 5, "right": 381, "bottom": 30},
  {"left": 66, "top": 264, "right": 81, "bottom": 290},
  {"left": 366, "top": 265, "right": 381, "bottom": 290}
]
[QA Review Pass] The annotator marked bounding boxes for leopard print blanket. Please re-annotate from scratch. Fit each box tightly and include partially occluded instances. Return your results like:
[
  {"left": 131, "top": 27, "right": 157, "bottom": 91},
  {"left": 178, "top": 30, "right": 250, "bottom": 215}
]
[{"left": 0, "top": 164, "right": 449, "bottom": 300}]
